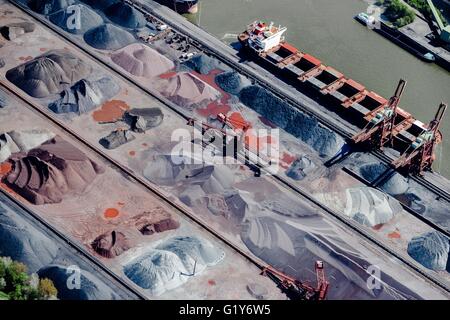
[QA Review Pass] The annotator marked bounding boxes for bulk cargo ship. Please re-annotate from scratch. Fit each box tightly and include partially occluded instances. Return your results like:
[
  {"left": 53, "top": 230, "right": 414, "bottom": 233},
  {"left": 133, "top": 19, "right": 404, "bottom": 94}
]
[{"left": 238, "top": 21, "right": 447, "bottom": 175}]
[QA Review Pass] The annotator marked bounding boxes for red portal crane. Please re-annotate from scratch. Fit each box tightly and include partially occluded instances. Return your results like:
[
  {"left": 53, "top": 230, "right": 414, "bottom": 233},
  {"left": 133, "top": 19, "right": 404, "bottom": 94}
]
[
  {"left": 392, "top": 103, "right": 447, "bottom": 175},
  {"left": 352, "top": 79, "right": 407, "bottom": 149},
  {"left": 261, "top": 261, "right": 330, "bottom": 300}
]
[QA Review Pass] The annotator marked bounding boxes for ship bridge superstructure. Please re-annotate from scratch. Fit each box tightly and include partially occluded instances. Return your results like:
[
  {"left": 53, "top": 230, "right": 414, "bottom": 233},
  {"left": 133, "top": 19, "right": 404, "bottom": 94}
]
[{"left": 246, "top": 21, "right": 287, "bottom": 53}]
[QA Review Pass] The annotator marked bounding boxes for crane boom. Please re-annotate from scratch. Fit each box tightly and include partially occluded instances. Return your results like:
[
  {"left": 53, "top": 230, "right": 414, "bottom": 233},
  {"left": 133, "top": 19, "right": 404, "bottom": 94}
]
[
  {"left": 425, "top": 0, "right": 450, "bottom": 43},
  {"left": 392, "top": 102, "right": 447, "bottom": 175},
  {"left": 426, "top": 0, "right": 446, "bottom": 30}
]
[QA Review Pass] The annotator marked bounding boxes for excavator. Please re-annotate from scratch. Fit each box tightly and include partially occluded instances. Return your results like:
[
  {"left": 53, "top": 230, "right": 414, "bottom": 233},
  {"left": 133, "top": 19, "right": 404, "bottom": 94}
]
[
  {"left": 392, "top": 102, "right": 447, "bottom": 175},
  {"left": 261, "top": 261, "right": 330, "bottom": 300}
]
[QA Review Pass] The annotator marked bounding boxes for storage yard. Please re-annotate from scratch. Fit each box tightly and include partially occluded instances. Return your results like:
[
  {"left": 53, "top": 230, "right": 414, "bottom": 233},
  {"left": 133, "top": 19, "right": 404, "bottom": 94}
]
[{"left": 0, "top": 0, "right": 450, "bottom": 300}]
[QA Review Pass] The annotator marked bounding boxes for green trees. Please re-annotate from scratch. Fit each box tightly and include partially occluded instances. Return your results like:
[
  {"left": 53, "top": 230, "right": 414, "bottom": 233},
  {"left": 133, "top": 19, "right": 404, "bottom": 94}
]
[
  {"left": 384, "top": 0, "right": 417, "bottom": 27},
  {"left": 405, "top": 0, "right": 448, "bottom": 26},
  {"left": 0, "top": 257, "right": 58, "bottom": 300}
]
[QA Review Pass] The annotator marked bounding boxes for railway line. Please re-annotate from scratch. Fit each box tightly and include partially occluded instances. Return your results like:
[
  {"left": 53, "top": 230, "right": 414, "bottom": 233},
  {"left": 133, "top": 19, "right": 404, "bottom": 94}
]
[{"left": 4, "top": 0, "right": 450, "bottom": 297}]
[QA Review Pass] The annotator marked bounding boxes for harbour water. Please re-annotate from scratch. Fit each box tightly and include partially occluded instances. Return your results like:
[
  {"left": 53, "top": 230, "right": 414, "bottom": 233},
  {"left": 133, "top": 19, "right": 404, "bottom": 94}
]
[{"left": 192, "top": 0, "right": 450, "bottom": 178}]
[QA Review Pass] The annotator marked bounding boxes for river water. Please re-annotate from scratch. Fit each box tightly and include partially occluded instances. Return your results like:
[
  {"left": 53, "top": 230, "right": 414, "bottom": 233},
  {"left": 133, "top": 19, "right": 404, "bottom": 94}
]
[{"left": 188, "top": 0, "right": 450, "bottom": 178}]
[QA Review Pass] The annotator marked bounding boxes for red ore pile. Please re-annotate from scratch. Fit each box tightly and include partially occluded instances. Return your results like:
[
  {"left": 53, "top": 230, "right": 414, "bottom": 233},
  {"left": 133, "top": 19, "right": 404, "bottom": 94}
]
[{"left": 3, "top": 136, "right": 104, "bottom": 205}]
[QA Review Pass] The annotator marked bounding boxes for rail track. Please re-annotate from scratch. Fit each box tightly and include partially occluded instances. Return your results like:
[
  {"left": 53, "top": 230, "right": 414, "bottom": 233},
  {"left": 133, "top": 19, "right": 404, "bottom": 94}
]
[
  {"left": 4, "top": 0, "right": 450, "bottom": 297},
  {"left": 3, "top": 78, "right": 450, "bottom": 297},
  {"left": 0, "top": 188, "right": 146, "bottom": 300}
]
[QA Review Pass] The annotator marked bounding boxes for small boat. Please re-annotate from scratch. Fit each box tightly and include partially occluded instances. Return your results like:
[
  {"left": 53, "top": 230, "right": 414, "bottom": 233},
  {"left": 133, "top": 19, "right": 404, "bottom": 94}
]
[
  {"left": 355, "top": 12, "right": 378, "bottom": 28},
  {"left": 423, "top": 52, "right": 436, "bottom": 62}
]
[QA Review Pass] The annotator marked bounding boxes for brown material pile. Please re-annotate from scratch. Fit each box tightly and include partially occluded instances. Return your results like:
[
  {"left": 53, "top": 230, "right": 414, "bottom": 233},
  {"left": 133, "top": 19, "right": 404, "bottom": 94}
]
[
  {"left": 111, "top": 43, "right": 174, "bottom": 78},
  {"left": 134, "top": 214, "right": 180, "bottom": 236},
  {"left": 3, "top": 136, "right": 104, "bottom": 205},
  {"left": 157, "top": 72, "right": 221, "bottom": 108},
  {"left": 130, "top": 208, "right": 180, "bottom": 235},
  {"left": 91, "top": 230, "right": 130, "bottom": 258}
]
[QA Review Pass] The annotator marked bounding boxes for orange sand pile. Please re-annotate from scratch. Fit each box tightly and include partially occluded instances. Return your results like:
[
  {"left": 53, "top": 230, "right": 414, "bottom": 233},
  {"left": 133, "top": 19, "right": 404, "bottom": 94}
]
[
  {"left": 0, "top": 162, "right": 12, "bottom": 175},
  {"left": 104, "top": 208, "right": 120, "bottom": 219},
  {"left": 92, "top": 100, "right": 130, "bottom": 123}
]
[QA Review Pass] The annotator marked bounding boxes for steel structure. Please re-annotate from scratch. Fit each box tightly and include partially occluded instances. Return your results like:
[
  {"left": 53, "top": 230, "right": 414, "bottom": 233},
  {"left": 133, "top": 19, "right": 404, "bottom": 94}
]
[{"left": 393, "top": 103, "right": 447, "bottom": 175}]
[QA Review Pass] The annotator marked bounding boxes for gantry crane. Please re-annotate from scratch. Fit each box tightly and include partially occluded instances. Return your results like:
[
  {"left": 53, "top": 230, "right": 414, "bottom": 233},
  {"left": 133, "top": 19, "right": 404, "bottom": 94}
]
[
  {"left": 352, "top": 79, "right": 408, "bottom": 149},
  {"left": 261, "top": 261, "right": 329, "bottom": 300},
  {"left": 426, "top": 0, "right": 450, "bottom": 44},
  {"left": 392, "top": 102, "right": 447, "bottom": 175}
]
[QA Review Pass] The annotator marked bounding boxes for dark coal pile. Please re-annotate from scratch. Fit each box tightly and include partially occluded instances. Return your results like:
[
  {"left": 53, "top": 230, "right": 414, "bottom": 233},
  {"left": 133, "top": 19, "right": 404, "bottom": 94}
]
[
  {"left": 0, "top": 90, "right": 7, "bottom": 108},
  {"left": 286, "top": 155, "right": 316, "bottom": 181},
  {"left": 0, "top": 206, "right": 58, "bottom": 272},
  {"left": 104, "top": 2, "right": 146, "bottom": 29},
  {"left": 0, "top": 22, "right": 35, "bottom": 40},
  {"left": 38, "top": 265, "right": 117, "bottom": 300},
  {"left": 84, "top": 24, "right": 135, "bottom": 50},
  {"left": 49, "top": 77, "right": 120, "bottom": 115},
  {"left": 99, "top": 129, "right": 135, "bottom": 150},
  {"left": 27, "top": 0, "right": 75, "bottom": 15},
  {"left": 407, "top": 231, "right": 450, "bottom": 271},
  {"left": 3, "top": 136, "right": 104, "bottom": 205},
  {"left": 80, "top": 0, "right": 118, "bottom": 10},
  {"left": 123, "top": 108, "right": 164, "bottom": 133},
  {"left": 239, "top": 85, "right": 345, "bottom": 158},
  {"left": 215, "top": 70, "right": 251, "bottom": 95},
  {"left": 6, "top": 50, "right": 92, "bottom": 98},
  {"left": 182, "top": 54, "right": 222, "bottom": 75},
  {"left": 359, "top": 163, "right": 409, "bottom": 195},
  {"left": 91, "top": 230, "right": 130, "bottom": 258},
  {"left": 49, "top": 4, "right": 103, "bottom": 34}
]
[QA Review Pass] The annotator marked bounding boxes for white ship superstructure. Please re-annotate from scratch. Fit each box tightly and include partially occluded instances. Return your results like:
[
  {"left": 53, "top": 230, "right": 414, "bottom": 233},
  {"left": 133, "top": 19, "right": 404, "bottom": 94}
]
[{"left": 246, "top": 21, "right": 287, "bottom": 53}]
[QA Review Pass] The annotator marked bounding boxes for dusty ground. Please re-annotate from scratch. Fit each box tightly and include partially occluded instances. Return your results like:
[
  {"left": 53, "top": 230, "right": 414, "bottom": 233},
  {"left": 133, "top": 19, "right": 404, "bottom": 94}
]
[
  {"left": 0, "top": 88, "right": 286, "bottom": 300},
  {"left": 0, "top": 0, "right": 449, "bottom": 299}
]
